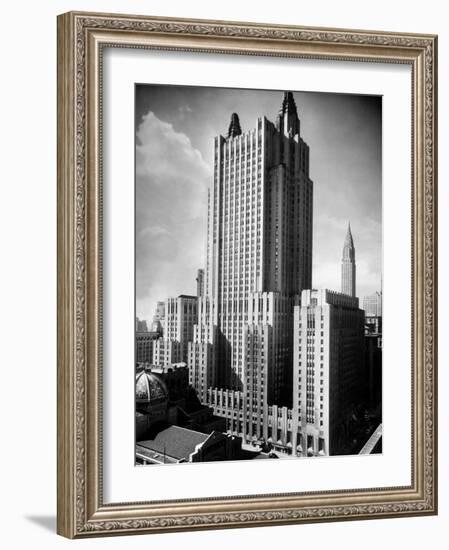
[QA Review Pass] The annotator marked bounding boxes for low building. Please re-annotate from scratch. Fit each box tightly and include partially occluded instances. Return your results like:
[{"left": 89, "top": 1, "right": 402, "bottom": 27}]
[
  {"left": 136, "top": 365, "right": 226, "bottom": 441},
  {"left": 136, "top": 425, "right": 242, "bottom": 464},
  {"left": 206, "top": 387, "right": 295, "bottom": 454}
]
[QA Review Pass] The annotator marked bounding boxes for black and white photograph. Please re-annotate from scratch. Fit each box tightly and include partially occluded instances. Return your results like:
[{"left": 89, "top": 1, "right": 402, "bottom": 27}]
[
  {"left": 134, "top": 85, "right": 382, "bottom": 465},
  {"left": 1, "top": 0, "right": 441, "bottom": 544}
]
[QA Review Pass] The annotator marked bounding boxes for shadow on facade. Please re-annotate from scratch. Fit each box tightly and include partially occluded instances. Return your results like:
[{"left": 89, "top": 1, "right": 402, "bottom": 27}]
[{"left": 216, "top": 330, "right": 243, "bottom": 391}]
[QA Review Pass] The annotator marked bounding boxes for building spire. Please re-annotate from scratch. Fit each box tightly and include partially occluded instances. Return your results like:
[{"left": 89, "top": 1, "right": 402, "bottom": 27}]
[
  {"left": 281, "top": 92, "right": 298, "bottom": 116},
  {"left": 227, "top": 112, "right": 242, "bottom": 138},
  {"left": 276, "top": 91, "right": 300, "bottom": 137},
  {"left": 343, "top": 222, "right": 355, "bottom": 255},
  {"left": 341, "top": 222, "right": 356, "bottom": 297}
]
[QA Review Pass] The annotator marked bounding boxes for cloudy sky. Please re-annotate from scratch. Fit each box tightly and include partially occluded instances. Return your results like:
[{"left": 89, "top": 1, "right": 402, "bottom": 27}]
[{"left": 135, "top": 85, "right": 382, "bottom": 323}]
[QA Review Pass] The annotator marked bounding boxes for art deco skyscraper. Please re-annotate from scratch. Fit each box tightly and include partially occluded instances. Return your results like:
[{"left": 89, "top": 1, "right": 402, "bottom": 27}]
[
  {"left": 189, "top": 92, "right": 313, "bottom": 410},
  {"left": 341, "top": 223, "right": 356, "bottom": 297}
]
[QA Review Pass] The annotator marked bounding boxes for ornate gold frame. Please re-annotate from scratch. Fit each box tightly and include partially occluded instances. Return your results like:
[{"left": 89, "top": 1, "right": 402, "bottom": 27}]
[{"left": 57, "top": 11, "right": 438, "bottom": 538}]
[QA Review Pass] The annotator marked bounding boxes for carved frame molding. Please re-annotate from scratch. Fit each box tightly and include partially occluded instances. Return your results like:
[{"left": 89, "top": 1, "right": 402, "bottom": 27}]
[{"left": 57, "top": 11, "right": 437, "bottom": 538}]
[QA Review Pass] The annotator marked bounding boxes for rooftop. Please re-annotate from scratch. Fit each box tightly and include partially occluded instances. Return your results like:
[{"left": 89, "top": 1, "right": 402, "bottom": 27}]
[{"left": 138, "top": 425, "right": 210, "bottom": 461}]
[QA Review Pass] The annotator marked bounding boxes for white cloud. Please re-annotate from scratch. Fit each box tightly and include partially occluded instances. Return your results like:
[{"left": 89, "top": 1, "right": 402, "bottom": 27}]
[{"left": 136, "top": 112, "right": 212, "bottom": 321}]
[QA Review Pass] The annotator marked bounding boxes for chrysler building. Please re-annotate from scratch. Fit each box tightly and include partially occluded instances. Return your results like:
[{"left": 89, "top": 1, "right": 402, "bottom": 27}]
[{"left": 341, "top": 223, "right": 356, "bottom": 297}]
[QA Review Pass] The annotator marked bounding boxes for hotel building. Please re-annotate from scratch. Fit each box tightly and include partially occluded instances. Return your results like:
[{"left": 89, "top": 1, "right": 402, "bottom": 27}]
[{"left": 189, "top": 92, "right": 313, "bottom": 416}]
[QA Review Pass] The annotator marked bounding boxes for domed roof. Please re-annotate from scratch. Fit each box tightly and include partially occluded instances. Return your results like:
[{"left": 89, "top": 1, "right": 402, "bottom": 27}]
[{"left": 136, "top": 369, "right": 169, "bottom": 404}]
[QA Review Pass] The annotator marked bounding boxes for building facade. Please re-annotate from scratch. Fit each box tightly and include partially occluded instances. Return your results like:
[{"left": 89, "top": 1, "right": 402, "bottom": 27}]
[
  {"left": 196, "top": 268, "right": 204, "bottom": 297},
  {"left": 292, "top": 289, "right": 365, "bottom": 456},
  {"left": 152, "top": 296, "right": 199, "bottom": 367},
  {"left": 136, "top": 330, "right": 159, "bottom": 363},
  {"left": 365, "top": 315, "right": 382, "bottom": 335},
  {"left": 135, "top": 317, "right": 148, "bottom": 332},
  {"left": 364, "top": 331, "right": 382, "bottom": 407},
  {"left": 152, "top": 339, "right": 182, "bottom": 367},
  {"left": 363, "top": 291, "right": 382, "bottom": 317},
  {"left": 189, "top": 92, "right": 313, "bottom": 415},
  {"left": 152, "top": 301, "right": 166, "bottom": 336},
  {"left": 163, "top": 295, "right": 198, "bottom": 362},
  {"left": 341, "top": 223, "right": 356, "bottom": 297},
  {"left": 205, "top": 387, "right": 294, "bottom": 453},
  {"left": 363, "top": 291, "right": 382, "bottom": 406}
]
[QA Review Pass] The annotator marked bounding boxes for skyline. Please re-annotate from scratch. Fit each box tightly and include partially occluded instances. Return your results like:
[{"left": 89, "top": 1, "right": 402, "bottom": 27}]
[{"left": 136, "top": 85, "right": 382, "bottom": 322}]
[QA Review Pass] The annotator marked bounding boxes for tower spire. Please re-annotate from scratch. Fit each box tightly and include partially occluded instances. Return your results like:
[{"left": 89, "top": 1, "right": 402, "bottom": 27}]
[
  {"left": 344, "top": 221, "right": 354, "bottom": 252},
  {"left": 276, "top": 91, "right": 300, "bottom": 137},
  {"left": 341, "top": 222, "right": 356, "bottom": 297},
  {"left": 227, "top": 112, "right": 242, "bottom": 138}
]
